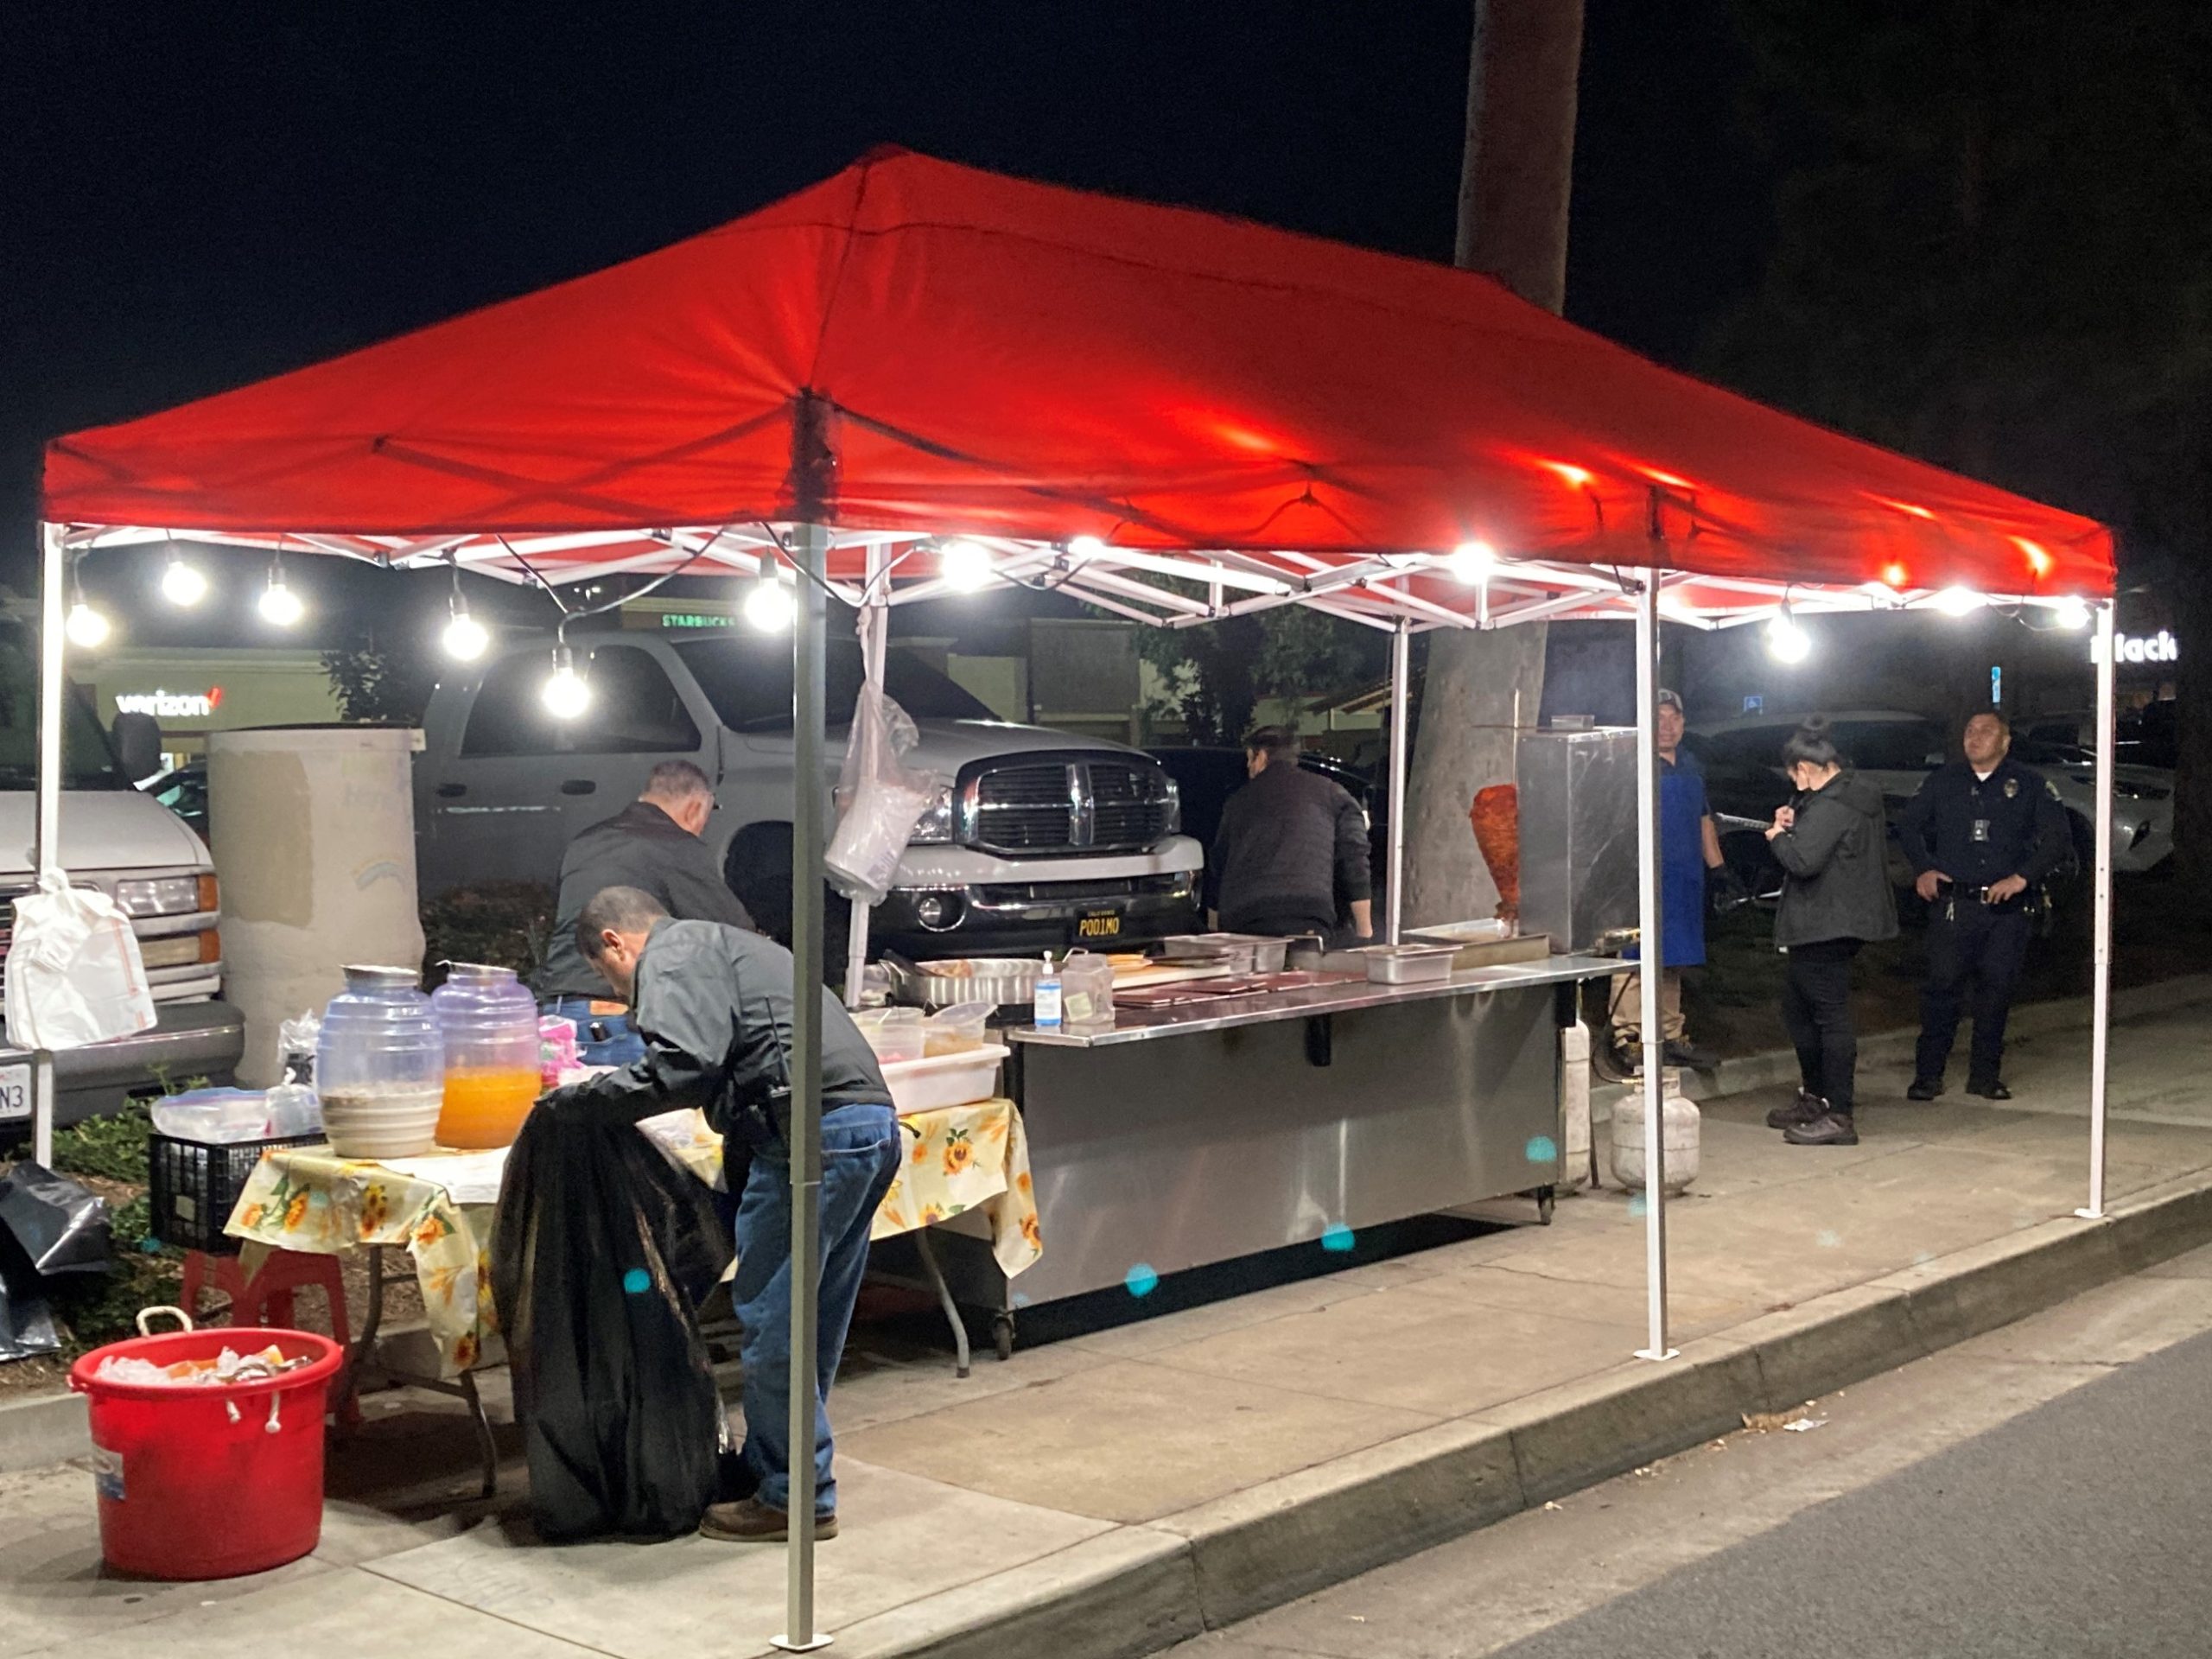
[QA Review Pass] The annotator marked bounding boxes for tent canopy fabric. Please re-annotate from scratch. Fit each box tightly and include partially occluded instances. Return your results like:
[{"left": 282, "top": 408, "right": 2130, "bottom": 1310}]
[{"left": 45, "top": 147, "right": 2112, "bottom": 599}]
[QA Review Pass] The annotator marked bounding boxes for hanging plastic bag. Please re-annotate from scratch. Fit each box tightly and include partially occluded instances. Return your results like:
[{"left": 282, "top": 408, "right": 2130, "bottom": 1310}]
[
  {"left": 2, "top": 874, "right": 156, "bottom": 1050},
  {"left": 826, "top": 687, "right": 941, "bottom": 906}
]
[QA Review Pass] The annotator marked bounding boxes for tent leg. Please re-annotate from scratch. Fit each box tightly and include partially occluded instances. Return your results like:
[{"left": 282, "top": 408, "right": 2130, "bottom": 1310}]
[
  {"left": 31, "top": 522, "right": 66, "bottom": 1168},
  {"left": 2076, "top": 601, "right": 2116, "bottom": 1222},
  {"left": 777, "top": 520, "right": 831, "bottom": 1654},
  {"left": 1633, "top": 569, "right": 1674, "bottom": 1362},
  {"left": 1385, "top": 620, "right": 1411, "bottom": 944},
  {"left": 843, "top": 546, "right": 889, "bottom": 1008}
]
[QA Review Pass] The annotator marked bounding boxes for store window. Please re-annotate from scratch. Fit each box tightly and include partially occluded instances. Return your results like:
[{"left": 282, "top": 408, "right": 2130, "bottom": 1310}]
[{"left": 461, "top": 646, "right": 702, "bottom": 757}]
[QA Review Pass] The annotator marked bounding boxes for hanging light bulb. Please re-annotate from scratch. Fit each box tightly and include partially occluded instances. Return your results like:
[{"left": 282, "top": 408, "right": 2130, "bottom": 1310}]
[
  {"left": 257, "top": 558, "right": 304, "bottom": 626},
  {"left": 1766, "top": 605, "right": 1812, "bottom": 664},
  {"left": 65, "top": 590, "right": 110, "bottom": 649},
  {"left": 1446, "top": 540, "right": 1497, "bottom": 584},
  {"left": 541, "top": 645, "right": 590, "bottom": 719},
  {"left": 442, "top": 560, "right": 489, "bottom": 659},
  {"left": 939, "top": 539, "right": 994, "bottom": 593},
  {"left": 1932, "top": 585, "right": 1985, "bottom": 618},
  {"left": 2052, "top": 595, "right": 2092, "bottom": 631},
  {"left": 160, "top": 545, "right": 207, "bottom": 607},
  {"left": 743, "top": 562, "right": 796, "bottom": 632},
  {"left": 1066, "top": 535, "right": 1108, "bottom": 562}
]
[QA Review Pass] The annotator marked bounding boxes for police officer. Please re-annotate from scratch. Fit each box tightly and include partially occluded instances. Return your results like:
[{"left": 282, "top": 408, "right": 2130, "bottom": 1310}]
[{"left": 1898, "top": 711, "right": 2070, "bottom": 1101}]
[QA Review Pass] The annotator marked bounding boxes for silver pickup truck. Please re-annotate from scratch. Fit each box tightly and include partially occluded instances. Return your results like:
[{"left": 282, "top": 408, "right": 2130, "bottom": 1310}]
[
  {"left": 413, "top": 629, "right": 1204, "bottom": 957},
  {"left": 0, "top": 619, "right": 242, "bottom": 1132}
]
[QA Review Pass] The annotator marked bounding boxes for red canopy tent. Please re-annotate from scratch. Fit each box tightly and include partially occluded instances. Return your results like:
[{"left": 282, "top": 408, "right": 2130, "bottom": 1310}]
[{"left": 35, "top": 152, "right": 2123, "bottom": 1637}]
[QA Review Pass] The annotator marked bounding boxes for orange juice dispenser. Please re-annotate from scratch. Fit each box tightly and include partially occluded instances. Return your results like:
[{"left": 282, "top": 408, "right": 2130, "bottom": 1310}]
[{"left": 430, "top": 963, "right": 542, "bottom": 1148}]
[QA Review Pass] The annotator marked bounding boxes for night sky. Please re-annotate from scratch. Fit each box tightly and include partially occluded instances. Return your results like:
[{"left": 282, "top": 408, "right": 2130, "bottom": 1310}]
[{"left": 1, "top": 0, "right": 1762, "bottom": 635}]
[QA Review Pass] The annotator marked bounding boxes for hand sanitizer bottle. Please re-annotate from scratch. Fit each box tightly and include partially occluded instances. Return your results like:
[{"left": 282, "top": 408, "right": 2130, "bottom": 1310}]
[{"left": 1033, "top": 953, "right": 1064, "bottom": 1031}]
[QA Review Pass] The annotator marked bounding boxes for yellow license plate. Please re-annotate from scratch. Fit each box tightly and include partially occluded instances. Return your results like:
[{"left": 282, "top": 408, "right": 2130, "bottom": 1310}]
[{"left": 1075, "top": 912, "right": 1122, "bottom": 940}]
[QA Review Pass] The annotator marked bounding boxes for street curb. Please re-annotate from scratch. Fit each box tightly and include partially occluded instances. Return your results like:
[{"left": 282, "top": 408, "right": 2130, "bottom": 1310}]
[
  {"left": 1593, "top": 972, "right": 2212, "bottom": 1116},
  {"left": 868, "top": 1166, "right": 2212, "bottom": 1659},
  {"left": 0, "top": 1388, "right": 86, "bottom": 1476}
]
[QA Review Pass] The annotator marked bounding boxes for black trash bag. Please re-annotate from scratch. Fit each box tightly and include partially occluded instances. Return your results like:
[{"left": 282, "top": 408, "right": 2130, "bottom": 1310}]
[
  {"left": 492, "top": 1098, "right": 734, "bottom": 1541},
  {"left": 0, "top": 1162, "right": 112, "bottom": 1280},
  {"left": 0, "top": 1223, "right": 60, "bottom": 1362}
]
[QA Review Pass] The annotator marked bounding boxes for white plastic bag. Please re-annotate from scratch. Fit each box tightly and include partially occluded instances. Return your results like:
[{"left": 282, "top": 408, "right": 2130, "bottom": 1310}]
[
  {"left": 3, "top": 874, "right": 157, "bottom": 1050},
  {"left": 826, "top": 686, "right": 940, "bottom": 906}
]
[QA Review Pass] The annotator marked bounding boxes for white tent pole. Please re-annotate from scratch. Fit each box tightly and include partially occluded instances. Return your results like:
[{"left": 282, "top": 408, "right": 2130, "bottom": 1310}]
[
  {"left": 1634, "top": 565, "right": 1674, "bottom": 1361},
  {"left": 1385, "top": 619, "right": 1411, "bottom": 944},
  {"left": 843, "top": 543, "right": 888, "bottom": 1007},
  {"left": 779, "top": 517, "right": 830, "bottom": 1653},
  {"left": 30, "top": 522, "right": 67, "bottom": 1167},
  {"left": 2076, "top": 599, "right": 2116, "bottom": 1221}
]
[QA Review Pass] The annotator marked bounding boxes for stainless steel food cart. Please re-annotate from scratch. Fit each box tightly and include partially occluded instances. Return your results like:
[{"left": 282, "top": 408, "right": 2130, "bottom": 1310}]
[{"left": 909, "top": 954, "right": 1621, "bottom": 1356}]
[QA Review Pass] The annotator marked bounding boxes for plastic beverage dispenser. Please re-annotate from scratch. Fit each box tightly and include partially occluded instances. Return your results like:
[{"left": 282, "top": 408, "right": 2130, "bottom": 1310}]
[
  {"left": 315, "top": 965, "right": 445, "bottom": 1159},
  {"left": 431, "top": 963, "right": 543, "bottom": 1148}
]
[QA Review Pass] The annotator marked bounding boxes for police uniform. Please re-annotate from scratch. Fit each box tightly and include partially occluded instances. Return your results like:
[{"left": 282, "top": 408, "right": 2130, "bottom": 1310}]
[{"left": 1898, "top": 755, "right": 2070, "bottom": 1094}]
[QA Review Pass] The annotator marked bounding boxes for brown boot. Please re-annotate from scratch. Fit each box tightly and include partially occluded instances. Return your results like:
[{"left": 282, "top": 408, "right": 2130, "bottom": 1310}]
[{"left": 698, "top": 1497, "right": 839, "bottom": 1543}]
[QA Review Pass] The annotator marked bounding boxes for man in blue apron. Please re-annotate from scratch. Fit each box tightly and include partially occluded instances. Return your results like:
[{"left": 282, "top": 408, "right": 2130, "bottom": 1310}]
[{"left": 1608, "top": 690, "right": 1736, "bottom": 1077}]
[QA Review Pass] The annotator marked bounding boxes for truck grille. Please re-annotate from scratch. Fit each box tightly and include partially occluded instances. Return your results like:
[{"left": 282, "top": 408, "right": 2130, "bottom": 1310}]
[{"left": 964, "top": 756, "right": 1178, "bottom": 856}]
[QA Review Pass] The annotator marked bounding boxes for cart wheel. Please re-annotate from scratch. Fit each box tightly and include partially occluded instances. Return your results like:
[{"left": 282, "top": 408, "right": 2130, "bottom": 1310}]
[
  {"left": 991, "top": 1313, "right": 1016, "bottom": 1362},
  {"left": 1536, "top": 1185, "right": 1556, "bottom": 1225}
]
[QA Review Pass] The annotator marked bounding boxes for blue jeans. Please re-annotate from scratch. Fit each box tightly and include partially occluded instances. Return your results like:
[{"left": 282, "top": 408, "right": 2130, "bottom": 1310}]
[
  {"left": 543, "top": 996, "right": 647, "bottom": 1067},
  {"left": 732, "top": 1102, "right": 900, "bottom": 1516}
]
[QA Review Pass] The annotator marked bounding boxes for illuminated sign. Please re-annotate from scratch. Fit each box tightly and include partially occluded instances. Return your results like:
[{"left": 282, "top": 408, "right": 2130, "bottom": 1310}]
[
  {"left": 2093, "top": 631, "right": 2178, "bottom": 667},
  {"left": 115, "top": 686, "right": 225, "bottom": 720}
]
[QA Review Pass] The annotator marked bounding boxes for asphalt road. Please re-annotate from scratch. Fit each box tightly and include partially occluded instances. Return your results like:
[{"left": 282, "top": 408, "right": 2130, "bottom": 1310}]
[{"left": 1164, "top": 1251, "right": 2212, "bottom": 1659}]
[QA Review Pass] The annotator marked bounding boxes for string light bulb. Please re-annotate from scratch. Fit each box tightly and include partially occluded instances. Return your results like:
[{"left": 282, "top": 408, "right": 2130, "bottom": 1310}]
[
  {"left": 1447, "top": 540, "right": 1497, "bottom": 585},
  {"left": 939, "top": 539, "right": 994, "bottom": 593},
  {"left": 542, "top": 645, "right": 590, "bottom": 720},
  {"left": 1766, "top": 604, "right": 1812, "bottom": 664},
  {"left": 2052, "top": 595, "right": 2091, "bottom": 632},
  {"left": 257, "top": 558, "right": 304, "bottom": 626},
  {"left": 1066, "top": 535, "right": 1107, "bottom": 562},
  {"left": 160, "top": 545, "right": 207, "bottom": 607},
  {"left": 1932, "top": 586, "right": 1985, "bottom": 618},
  {"left": 743, "top": 561, "right": 796, "bottom": 632},
  {"left": 65, "top": 569, "right": 110, "bottom": 649}
]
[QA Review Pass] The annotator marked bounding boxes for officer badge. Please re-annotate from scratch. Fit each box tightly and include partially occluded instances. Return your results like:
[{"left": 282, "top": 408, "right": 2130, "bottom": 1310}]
[{"left": 2004, "top": 778, "right": 2018, "bottom": 798}]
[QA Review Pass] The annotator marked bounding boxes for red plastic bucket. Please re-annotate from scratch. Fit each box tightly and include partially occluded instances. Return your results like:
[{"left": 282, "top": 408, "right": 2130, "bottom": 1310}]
[{"left": 69, "top": 1311, "right": 344, "bottom": 1580}]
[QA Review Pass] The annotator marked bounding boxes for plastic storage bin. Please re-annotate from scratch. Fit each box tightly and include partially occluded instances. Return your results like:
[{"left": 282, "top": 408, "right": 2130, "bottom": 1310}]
[
  {"left": 430, "top": 962, "right": 542, "bottom": 1148},
  {"left": 1058, "top": 952, "right": 1115, "bottom": 1029},
  {"left": 315, "top": 964, "right": 444, "bottom": 1159},
  {"left": 853, "top": 1006, "right": 927, "bottom": 1064},
  {"left": 879, "top": 1045, "right": 1010, "bottom": 1113}
]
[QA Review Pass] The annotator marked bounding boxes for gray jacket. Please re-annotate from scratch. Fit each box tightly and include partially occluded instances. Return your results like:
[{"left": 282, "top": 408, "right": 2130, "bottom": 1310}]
[
  {"left": 1770, "top": 770, "right": 1900, "bottom": 950},
  {"left": 543, "top": 919, "right": 888, "bottom": 1145},
  {"left": 537, "top": 800, "right": 755, "bottom": 999}
]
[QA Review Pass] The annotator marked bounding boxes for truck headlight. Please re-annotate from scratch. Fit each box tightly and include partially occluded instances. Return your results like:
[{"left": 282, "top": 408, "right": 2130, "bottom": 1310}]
[
  {"left": 116, "top": 875, "right": 204, "bottom": 918},
  {"left": 909, "top": 782, "right": 957, "bottom": 844},
  {"left": 1160, "top": 777, "right": 1181, "bottom": 836}
]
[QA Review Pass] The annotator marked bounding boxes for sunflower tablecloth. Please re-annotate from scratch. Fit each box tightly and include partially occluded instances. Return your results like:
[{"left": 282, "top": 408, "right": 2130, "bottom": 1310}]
[{"left": 225, "top": 1096, "right": 1041, "bottom": 1378}]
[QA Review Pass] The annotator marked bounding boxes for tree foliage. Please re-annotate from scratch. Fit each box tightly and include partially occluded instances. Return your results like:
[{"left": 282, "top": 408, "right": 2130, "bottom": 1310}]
[
  {"left": 321, "top": 634, "right": 438, "bottom": 726},
  {"left": 1135, "top": 606, "right": 1391, "bottom": 746}
]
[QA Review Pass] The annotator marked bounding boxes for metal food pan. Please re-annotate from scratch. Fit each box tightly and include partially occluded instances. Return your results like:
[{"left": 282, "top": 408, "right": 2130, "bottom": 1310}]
[
  {"left": 887, "top": 956, "right": 1044, "bottom": 1009},
  {"left": 1345, "top": 943, "right": 1461, "bottom": 984},
  {"left": 1156, "top": 933, "right": 1290, "bottom": 974}
]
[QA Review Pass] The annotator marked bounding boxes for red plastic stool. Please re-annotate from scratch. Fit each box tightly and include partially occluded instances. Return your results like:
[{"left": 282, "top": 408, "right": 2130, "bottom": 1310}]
[{"left": 181, "top": 1248, "right": 360, "bottom": 1427}]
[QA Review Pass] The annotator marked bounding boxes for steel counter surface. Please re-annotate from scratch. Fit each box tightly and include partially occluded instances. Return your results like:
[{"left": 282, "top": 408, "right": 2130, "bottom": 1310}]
[
  {"left": 924, "top": 954, "right": 1623, "bottom": 1318},
  {"left": 1004, "top": 954, "right": 1623, "bottom": 1046}
]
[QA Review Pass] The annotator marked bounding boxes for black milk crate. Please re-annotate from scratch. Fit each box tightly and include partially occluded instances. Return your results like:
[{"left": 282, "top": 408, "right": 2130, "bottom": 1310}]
[{"left": 148, "top": 1131, "right": 324, "bottom": 1255}]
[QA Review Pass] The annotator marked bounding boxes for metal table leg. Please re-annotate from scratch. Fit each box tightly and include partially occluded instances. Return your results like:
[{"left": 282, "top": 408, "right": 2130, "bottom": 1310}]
[
  {"left": 333, "top": 1243, "right": 500, "bottom": 1497},
  {"left": 911, "top": 1227, "right": 971, "bottom": 1378}
]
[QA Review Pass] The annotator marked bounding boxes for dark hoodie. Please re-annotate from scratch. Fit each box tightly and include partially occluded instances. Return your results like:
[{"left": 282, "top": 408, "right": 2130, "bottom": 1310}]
[{"left": 1769, "top": 769, "right": 1900, "bottom": 950}]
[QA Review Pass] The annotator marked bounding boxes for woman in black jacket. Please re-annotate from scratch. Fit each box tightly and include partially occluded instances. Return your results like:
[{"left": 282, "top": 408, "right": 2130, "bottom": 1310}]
[{"left": 1762, "top": 717, "right": 1898, "bottom": 1147}]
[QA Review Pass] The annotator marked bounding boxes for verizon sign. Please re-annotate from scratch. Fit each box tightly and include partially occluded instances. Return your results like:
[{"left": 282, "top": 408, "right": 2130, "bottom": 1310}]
[{"left": 115, "top": 686, "right": 225, "bottom": 720}]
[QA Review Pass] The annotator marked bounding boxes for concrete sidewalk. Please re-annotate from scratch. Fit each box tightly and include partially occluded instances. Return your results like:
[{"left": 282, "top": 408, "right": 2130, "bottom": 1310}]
[{"left": 6, "top": 986, "right": 2212, "bottom": 1659}]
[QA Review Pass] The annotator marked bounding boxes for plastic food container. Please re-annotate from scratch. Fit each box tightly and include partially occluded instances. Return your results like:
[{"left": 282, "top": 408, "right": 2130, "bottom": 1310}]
[
  {"left": 315, "top": 965, "right": 444, "bottom": 1159},
  {"left": 854, "top": 1006, "right": 928, "bottom": 1064},
  {"left": 924, "top": 1001, "right": 992, "bottom": 1056},
  {"left": 879, "top": 1045, "right": 1010, "bottom": 1113},
  {"left": 1058, "top": 951, "right": 1116, "bottom": 1028},
  {"left": 430, "top": 963, "right": 542, "bottom": 1148}
]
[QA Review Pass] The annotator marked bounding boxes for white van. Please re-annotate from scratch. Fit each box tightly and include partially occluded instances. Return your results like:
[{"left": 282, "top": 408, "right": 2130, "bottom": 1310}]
[
  {"left": 0, "top": 618, "right": 242, "bottom": 1132},
  {"left": 414, "top": 629, "right": 1204, "bottom": 957}
]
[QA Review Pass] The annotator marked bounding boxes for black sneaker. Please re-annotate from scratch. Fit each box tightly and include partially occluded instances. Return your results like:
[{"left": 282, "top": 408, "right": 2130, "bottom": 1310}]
[
  {"left": 1766, "top": 1089, "right": 1827, "bottom": 1129},
  {"left": 1906, "top": 1077, "right": 1944, "bottom": 1102},
  {"left": 1664, "top": 1039, "right": 1720, "bottom": 1071},
  {"left": 1600, "top": 1039, "right": 1643, "bottom": 1081},
  {"left": 1965, "top": 1078, "right": 2012, "bottom": 1101},
  {"left": 1783, "top": 1110, "right": 1859, "bottom": 1147}
]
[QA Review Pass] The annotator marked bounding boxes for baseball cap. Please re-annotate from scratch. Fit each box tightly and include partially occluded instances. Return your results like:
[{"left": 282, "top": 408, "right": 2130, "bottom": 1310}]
[{"left": 1656, "top": 688, "right": 1685, "bottom": 713}]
